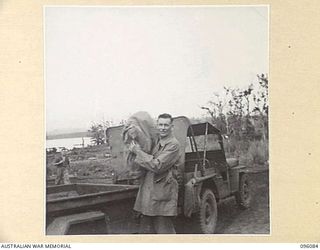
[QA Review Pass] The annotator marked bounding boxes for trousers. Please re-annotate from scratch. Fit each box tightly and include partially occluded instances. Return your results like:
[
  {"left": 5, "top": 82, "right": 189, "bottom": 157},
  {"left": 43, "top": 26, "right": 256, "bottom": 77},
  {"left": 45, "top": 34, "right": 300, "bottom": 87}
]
[
  {"left": 139, "top": 215, "right": 176, "bottom": 234},
  {"left": 55, "top": 167, "right": 70, "bottom": 185}
]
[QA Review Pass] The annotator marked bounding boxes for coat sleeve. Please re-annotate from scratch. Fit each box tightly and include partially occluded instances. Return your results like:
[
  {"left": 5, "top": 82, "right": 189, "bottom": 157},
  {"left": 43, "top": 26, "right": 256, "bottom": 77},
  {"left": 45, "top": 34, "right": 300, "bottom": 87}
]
[{"left": 134, "top": 142, "right": 180, "bottom": 174}]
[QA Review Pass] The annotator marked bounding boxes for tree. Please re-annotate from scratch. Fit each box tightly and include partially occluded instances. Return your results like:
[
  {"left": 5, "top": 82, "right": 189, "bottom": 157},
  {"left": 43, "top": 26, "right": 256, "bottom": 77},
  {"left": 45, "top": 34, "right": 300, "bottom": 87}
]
[
  {"left": 251, "top": 74, "right": 269, "bottom": 140},
  {"left": 255, "top": 73, "right": 269, "bottom": 116},
  {"left": 88, "top": 123, "right": 105, "bottom": 146},
  {"left": 200, "top": 89, "right": 231, "bottom": 134},
  {"left": 201, "top": 74, "right": 268, "bottom": 141}
]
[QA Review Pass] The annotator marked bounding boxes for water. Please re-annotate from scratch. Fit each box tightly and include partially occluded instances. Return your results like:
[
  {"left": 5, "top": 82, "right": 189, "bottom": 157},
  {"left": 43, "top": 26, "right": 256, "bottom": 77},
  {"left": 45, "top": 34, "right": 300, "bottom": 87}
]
[{"left": 46, "top": 137, "right": 92, "bottom": 150}]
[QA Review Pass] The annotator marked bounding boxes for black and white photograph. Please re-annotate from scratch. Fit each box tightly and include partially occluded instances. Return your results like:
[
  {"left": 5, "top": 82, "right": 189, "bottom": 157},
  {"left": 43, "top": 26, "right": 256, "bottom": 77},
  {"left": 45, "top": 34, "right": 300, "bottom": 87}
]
[{"left": 45, "top": 6, "right": 269, "bottom": 235}]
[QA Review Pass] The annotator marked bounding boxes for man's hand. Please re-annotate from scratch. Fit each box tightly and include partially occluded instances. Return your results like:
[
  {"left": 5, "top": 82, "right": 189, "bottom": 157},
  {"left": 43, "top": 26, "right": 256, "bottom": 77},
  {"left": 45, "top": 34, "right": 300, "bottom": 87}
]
[{"left": 128, "top": 140, "right": 141, "bottom": 154}]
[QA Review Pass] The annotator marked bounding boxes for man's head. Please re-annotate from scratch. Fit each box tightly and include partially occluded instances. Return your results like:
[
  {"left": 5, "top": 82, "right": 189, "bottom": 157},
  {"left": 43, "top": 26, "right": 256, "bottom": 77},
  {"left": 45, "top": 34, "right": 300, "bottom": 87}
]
[
  {"left": 61, "top": 149, "right": 68, "bottom": 156},
  {"left": 157, "top": 113, "right": 174, "bottom": 138}
]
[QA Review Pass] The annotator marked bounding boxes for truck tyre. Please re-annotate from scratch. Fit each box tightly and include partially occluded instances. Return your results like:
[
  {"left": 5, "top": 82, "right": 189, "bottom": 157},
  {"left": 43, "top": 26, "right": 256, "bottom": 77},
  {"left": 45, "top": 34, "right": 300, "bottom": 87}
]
[
  {"left": 194, "top": 188, "right": 218, "bottom": 234},
  {"left": 235, "top": 173, "right": 251, "bottom": 209}
]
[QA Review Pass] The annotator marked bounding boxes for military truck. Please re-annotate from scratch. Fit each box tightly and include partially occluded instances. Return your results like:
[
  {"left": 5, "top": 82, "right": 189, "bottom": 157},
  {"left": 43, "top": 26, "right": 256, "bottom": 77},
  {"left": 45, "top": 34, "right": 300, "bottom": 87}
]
[{"left": 106, "top": 116, "right": 251, "bottom": 234}]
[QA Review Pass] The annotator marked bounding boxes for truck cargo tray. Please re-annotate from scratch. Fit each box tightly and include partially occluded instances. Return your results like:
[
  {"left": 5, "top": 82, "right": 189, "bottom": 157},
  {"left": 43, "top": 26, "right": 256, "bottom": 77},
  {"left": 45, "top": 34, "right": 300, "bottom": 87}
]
[{"left": 46, "top": 183, "right": 138, "bottom": 215}]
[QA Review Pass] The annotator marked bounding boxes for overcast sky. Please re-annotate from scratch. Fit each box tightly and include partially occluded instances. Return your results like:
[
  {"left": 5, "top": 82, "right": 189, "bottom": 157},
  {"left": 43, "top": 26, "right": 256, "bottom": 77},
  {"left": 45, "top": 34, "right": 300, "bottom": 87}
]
[{"left": 45, "top": 6, "right": 268, "bottom": 132}]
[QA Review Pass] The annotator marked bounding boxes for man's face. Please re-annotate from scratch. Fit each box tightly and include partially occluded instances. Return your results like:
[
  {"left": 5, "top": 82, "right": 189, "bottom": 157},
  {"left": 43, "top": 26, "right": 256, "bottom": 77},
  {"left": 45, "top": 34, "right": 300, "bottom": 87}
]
[{"left": 157, "top": 118, "right": 173, "bottom": 138}]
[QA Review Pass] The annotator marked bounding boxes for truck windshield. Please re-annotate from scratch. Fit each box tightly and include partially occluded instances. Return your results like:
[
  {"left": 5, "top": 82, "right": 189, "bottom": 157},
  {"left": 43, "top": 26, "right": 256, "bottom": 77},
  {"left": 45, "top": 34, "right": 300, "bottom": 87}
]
[{"left": 185, "top": 134, "right": 222, "bottom": 153}]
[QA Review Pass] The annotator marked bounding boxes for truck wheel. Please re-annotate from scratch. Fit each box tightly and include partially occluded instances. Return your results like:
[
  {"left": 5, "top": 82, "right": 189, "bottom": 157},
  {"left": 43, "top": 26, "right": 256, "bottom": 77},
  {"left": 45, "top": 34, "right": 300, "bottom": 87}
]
[
  {"left": 194, "top": 188, "right": 217, "bottom": 234},
  {"left": 235, "top": 173, "right": 251, "bottom": 209}
]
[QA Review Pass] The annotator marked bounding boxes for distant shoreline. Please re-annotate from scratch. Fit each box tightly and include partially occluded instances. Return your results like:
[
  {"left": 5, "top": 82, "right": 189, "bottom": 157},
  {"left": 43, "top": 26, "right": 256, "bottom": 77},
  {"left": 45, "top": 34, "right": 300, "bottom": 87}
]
[{"left": 46, "top": 131, "right": 91, "bottom": 140}]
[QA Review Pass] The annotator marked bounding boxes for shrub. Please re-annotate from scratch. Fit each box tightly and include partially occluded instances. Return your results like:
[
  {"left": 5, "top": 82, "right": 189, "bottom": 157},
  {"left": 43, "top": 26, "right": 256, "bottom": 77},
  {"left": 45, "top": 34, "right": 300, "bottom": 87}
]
[
  {"left": 246, "top": 140, "right": 269, "bottom": 166},
  {"left": 224, "top": 137, "right": 268, "bottom": 167}
]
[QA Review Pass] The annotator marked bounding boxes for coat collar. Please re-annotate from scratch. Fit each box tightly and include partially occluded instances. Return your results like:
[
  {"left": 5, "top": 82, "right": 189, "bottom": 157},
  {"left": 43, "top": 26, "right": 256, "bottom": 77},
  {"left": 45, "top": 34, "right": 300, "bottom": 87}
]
[{"left": 159, "top": 134, "right": 174, "bottom": 147}]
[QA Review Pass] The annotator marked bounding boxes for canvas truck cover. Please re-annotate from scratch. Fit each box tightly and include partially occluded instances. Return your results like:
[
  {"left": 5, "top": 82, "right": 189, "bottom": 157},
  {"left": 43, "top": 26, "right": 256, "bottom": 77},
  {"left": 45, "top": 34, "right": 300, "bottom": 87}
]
[{"left": 106, "top": 116, "right": 191, "bottom": 173}]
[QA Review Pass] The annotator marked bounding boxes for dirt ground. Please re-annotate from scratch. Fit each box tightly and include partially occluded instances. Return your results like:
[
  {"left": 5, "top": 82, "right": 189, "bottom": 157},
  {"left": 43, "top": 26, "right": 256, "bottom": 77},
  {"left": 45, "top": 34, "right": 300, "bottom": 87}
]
[
  {"left": 215, "top": 171, "right": 270, "bottom": 234},
  {"left": 176, "top": 171, "right": 270, "bottom": 234}
]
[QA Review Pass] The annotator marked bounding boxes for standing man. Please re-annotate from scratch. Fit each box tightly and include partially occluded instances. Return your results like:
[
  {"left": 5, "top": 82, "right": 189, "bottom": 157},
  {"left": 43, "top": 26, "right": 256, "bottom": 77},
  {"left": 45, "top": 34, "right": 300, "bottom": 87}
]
[
  {"left": 53, "top": 149, "right": 71, "bottom": 185},
  {"left": 128, "top": 113, "right": 181, "bottom": 234}
]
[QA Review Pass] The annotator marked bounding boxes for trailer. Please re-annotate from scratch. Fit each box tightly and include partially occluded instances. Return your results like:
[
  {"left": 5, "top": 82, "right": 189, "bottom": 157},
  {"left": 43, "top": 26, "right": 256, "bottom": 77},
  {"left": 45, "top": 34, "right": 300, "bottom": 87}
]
[{"left": 46, "top": 183, "right": 139, "bottom": 235}]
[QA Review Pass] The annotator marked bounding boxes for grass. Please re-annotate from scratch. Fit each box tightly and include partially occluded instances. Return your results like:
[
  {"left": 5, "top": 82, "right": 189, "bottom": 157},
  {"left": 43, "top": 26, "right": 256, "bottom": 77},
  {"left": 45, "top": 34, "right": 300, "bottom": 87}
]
[
  {"left": 225, "top": 138, "right": 269, "bottom": 167},
  {"left": 46, "top": 144, "right": 114, "bottom": 179}
]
